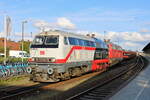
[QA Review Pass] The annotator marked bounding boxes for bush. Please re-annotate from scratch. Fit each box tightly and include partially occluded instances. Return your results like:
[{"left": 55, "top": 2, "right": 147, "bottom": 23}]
[
  {"left": 0, "top": 57, "right": 4, "bottom": 64},
  {"left": 0, "top": 57, "right": 28, "bottom": 64}
]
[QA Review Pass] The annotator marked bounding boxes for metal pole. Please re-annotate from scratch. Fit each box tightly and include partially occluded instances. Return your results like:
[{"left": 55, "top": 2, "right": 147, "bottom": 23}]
[
  {"left": 4, "top": 35, "right": 7, "bottom": 64},
  {"left": 21, "top": 21, "right": 27, "bottom": 62},
  {"left": 30, "top": 32, "right": 32, "bottom": 38},
  {"left": 104, "top": 31, "right": 106, "bottom": 40},
  {"left": 21, "top": 22, "right": 24, "bottom": 62},
  {"left": 4, "top": 16, "right": 6, "bottom": 65}
]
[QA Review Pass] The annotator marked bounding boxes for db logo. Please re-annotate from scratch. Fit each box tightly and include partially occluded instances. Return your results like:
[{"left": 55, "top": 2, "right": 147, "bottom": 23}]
[{"left": 40, "top": 51, "right": 45, "bottom": 55}]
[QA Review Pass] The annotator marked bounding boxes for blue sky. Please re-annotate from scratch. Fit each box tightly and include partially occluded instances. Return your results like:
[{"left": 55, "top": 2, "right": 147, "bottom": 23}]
[{"left": 0, "top": 0, "right": 150, "bottom": 51}]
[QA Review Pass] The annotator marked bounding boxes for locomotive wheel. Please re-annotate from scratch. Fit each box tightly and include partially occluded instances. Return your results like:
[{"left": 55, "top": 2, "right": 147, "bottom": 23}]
[
  {"left": 60, "top": 72, "right": 71, "bottom": 81},
  {"left": 81, "top": 66, "right": 89, "bottom": 73},
  {"left": 72, "top": 67, "right": 82, "bottom": 77}
]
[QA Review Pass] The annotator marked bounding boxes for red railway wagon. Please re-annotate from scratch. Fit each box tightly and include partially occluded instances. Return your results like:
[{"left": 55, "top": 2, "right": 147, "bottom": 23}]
[
  {"left": 123, "top": 51, "right": 137, "bottom": 59},
  {"left": 107, "top": 43, "right": 124, "bottom": 66}
]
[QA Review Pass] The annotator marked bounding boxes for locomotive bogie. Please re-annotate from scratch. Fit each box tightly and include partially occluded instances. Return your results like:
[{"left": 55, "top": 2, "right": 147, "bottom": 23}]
[{"left": 29, "top": 61, "right": 92, "bottom": 82}]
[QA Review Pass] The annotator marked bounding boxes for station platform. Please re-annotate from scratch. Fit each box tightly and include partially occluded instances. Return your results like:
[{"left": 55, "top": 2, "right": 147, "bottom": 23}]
[{"left": 110, "top": 55, "right": 150, "bottom": 100}]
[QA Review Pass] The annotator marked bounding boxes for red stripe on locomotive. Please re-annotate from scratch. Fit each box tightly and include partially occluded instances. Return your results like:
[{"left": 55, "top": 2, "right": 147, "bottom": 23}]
[{"left": 55, "top": 46, "right": 96, "bottom": 63}]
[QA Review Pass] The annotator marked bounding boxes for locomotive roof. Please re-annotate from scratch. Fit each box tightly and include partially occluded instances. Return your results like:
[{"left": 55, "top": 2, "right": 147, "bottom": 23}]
[
  {"left": 37, "top": 30, "right": 95, "bottom": 41},
  {"left": 108, "top": 42, "right": 123, "bottom": 50}
]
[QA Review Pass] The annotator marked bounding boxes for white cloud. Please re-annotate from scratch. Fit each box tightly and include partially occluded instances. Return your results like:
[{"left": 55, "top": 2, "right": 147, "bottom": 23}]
[
  {"left": 143, "top": 34, "right": 150, "bottom": 39},
  {"left": 98, "top": 31, "right": 150, "bottom": 43},
  {"left": 122, "top": 32, "right": 150, "bottom": 42},
  {"left": 33, "top": 20, "right": 54, "bottom": 32},
  {"left": 105, "top": 31, "right": 150, "bottom": 51},
  {"left": 0, "top": 32, "right": 35, "bottom": 41},
  {"left": 69, "top": 8, "right": 150, "bottom": 23},
  {"left": 13, "top": 32, "right": 39, "bottom": 41},
  {"left": 124, "top": 42, "right": 141, "bottom": 47},
  {"left": 122, "top": 32, "right": 144, "bottom": 42},
  {"left": 14, "top": 32, "right": 31, "bottom": 37},
  {"left": 7, "top": 15, "right": 147, "bottom": 51},
  {"left": 32, "top": 17, "right": 76, "bottom": 31},
  {"left": 140, "top": 29, "right": 150, "bottom": 33},
  {"left": 76, "top": 31, "right": 149, "bottom": 51},
  {"left": 0, "top": 32, "right": 4, "bottom": 37},
  {"left": 33, "top": 20, "right": 49, "bottom": 28},
  {"left": 57, "top": 17, "right": 75, "bottom": 29},
  {"left": 105, "top": 32, "right": 119, "bottom": 40},
  {"left": 123, "top": 41, "right": 143, "bottom": 51}
]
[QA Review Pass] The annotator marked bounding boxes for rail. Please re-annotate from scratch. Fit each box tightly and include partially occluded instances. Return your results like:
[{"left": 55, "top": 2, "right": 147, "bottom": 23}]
[
  {"left": 67, "top": 56, "right": 145, "bottom": 100},
  {"left": 0, "top": 56, "right": 146, "bottom": 100}
]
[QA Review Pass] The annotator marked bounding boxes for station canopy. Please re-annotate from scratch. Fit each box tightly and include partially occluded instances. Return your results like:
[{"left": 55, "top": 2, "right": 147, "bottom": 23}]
[{"left": 142, "top": 42, "right": 150, "bottom": 53}]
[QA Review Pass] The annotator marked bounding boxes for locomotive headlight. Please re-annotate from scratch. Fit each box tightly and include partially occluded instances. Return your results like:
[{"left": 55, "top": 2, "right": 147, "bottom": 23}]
[
  {"left": 32, "top": 58, "right": 35, "bottom": 61},
  {"left": 28, "top": 58, "right": 35, "bottom": 62},
  {"left": 47, "top": 68, "right": 54, "bottom": 75},
  {"left": 49, "top": 57, "right": 56, "bottom": 62}
]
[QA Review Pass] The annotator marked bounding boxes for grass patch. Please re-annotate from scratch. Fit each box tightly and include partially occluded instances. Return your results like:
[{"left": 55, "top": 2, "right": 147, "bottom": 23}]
[
  {"left": 0, "top": 75, "right": 29, "bottom": 86},
  {"left": 0, "top": 57, "right": 28, "bottom": 64}
]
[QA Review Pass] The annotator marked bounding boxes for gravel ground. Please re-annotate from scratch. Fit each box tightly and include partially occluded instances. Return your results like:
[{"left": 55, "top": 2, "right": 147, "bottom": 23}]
[
  {"left": 20, "top": 71, "right": 105, "bottom": 100},
  {"left": 0, "top": 75, "right": 38, "bottom": 90},
  {"left": 0, "top": 70, "right": 107, "bottom": 100}
]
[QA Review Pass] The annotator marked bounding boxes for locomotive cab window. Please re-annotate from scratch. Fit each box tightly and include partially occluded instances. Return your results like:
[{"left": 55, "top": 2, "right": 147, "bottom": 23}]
[
  {"left": 64, "top": 37, "right": 68, "bottom": 45},
  {"left": 32, "top": 36, "right": 45, "bottom": 45},
  {"left": 68, "top": 37, "right": 79, "bottom": 45},
  {"left": 86, "top": 40, "right": 91, "bottom": 46},
  {"left": 78, "top": 39, "right": 84, "bottom": 46},
  {"left": 45, "top": 35, "right": 59, "bottom": 45}
]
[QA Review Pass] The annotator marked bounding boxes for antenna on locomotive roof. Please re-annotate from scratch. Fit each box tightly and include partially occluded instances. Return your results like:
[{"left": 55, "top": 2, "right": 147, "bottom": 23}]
[
  {"left": 91, "top": 34, "right": 95, "bottom": 38},
  {"left": 86, "top": 33, "right": 95, "bottom": 38},
  {"left": 86, "top": 34, "right": 90, "bottom": 37}
]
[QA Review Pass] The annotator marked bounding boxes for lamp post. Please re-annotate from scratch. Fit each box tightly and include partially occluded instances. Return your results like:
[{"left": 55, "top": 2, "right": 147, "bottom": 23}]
[
  {"left": 104, "top": 31, "right": 106, "bottom": 40},
  {"left": 3, "top": 15, "right": 11, "bottom": 65},
  {"left": 21, "top": 20, "right": 27, "bottom": 62}
]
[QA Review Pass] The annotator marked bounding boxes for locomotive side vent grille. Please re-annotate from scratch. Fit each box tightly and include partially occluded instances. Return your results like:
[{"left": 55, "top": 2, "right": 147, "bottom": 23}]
[{"left": 34, "top": 58, "right": 49, "bottom": 62}]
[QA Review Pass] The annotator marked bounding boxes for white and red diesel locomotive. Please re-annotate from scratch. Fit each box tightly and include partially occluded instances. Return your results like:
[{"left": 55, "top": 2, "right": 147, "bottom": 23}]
[{"left": 28, "top": 30, "right": 126, "bottom": 82}]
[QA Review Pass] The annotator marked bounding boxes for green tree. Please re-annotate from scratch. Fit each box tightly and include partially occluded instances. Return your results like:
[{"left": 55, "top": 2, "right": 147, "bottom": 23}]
[
  {"left": 20, "top": 41, "right": 31, "bottom": 53},
  {"left": 0, "top": 46, "right": 10, "bottom": 56},
  {"left": 0, "top": 46, "right": 4, "bottom": 53}
]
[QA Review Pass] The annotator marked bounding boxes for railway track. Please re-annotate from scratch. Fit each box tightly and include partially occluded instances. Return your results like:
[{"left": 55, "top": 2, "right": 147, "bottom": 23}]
[
  {"left": 0, "top": 82, "right": 50, "bottom": 100},
  {"left": 0, "top": 56, "right": 146, "bottom": 100},
  {"left": 0, "top": 70, "right": 104, "bottom": 100},
  {"left": 67, "top": 56, "right": 145, "bottom": 100}
]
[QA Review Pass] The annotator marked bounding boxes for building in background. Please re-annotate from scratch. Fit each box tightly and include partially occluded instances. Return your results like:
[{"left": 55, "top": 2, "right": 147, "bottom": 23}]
[{"left": 0, "top": 38, "right": 20, "bottom": 51}]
